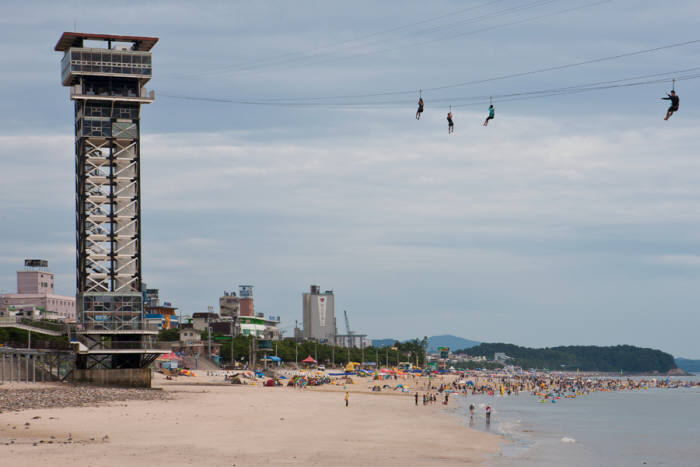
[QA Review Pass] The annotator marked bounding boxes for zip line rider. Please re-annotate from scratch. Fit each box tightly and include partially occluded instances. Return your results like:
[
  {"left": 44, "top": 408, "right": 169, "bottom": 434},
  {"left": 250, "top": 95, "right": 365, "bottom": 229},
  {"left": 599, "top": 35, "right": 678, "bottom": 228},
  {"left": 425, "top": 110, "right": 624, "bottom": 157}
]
[
  {"left": 416, "top": 97, "right": 424, "bottom": 120},
  {"left": 447, "top": 111, "right": 454, "bottom": 134},
  {"left": 661, "top": 90, "right": 679, "bottom": 121},
  {"left": 483, "top": 104, "right": 495, "bottom": 126}
]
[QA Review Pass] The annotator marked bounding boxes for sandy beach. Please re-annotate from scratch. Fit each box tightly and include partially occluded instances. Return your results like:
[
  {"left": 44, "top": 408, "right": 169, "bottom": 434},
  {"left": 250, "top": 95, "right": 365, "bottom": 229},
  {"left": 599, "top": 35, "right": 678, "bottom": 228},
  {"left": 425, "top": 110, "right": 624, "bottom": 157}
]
[{"left": 0, "top": 374, "right": 501, "bottom": 466}]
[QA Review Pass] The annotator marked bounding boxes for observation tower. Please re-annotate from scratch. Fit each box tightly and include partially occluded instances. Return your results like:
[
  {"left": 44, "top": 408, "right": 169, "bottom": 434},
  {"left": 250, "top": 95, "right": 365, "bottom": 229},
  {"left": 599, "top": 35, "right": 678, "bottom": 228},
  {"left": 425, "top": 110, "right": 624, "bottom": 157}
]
[{"left": 55, "top": 32, "right": 160, "bottom": 370}]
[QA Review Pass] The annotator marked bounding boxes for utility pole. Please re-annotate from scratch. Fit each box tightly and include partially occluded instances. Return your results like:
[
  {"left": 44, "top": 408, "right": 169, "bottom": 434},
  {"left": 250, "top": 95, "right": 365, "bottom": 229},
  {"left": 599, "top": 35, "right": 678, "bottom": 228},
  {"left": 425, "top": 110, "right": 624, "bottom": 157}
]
[
  {"left": 314, "top": 338, "right": 318, "bottom": 362},
  {"left": 252, "top": 337, "right": 256, "bottom": 370},
  {"left": 295, "top": 340, "right": 298, "bottom": 369},
  {"left": 361, "top": 339, "right": 364, "bottom": 367},
  {"left": 386, "top": 348, "right": 388, "bottom": 367},
  {"left": 207, "top": 314, "right": 212, "bottom": 359},
  {"left": 230, "top": 318, "right": 234, "bottom": 366},
  {"left": 332, "top": 345, "right": 335, "bottom": 368}
]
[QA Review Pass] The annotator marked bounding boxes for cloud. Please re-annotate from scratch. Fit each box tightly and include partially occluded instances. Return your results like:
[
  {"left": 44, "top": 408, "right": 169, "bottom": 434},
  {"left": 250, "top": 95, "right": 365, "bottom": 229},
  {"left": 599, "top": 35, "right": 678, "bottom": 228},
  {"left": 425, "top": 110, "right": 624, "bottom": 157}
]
[
  {"left": 3, "top": 0, "right": 700, "bottom": 357},
  {"left": 645, "top": 255, "right": 700, "bottom": 267}
]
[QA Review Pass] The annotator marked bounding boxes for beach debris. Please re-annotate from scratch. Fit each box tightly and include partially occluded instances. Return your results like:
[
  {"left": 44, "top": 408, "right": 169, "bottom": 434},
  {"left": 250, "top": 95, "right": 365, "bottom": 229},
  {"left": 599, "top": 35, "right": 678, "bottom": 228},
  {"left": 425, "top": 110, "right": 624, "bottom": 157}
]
[
  {"left": 0, "top": 387, "right": 168, "bottom": 413},
  {"left": 561, "top": 437, "right": 576, "bottom": 443}
]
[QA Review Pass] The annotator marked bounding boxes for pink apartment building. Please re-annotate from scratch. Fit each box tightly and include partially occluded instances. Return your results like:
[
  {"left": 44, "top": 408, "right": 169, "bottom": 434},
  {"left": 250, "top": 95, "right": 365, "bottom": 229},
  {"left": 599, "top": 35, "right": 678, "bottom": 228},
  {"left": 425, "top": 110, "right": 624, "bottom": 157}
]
[{"left": 0, "top": 267, "right": 76, "bottom": 322}]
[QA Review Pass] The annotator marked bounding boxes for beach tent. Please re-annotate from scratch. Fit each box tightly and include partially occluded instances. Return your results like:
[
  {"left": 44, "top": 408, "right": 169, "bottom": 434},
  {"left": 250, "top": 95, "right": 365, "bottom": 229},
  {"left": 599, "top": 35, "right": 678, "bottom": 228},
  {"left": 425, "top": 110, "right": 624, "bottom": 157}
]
[
  {"left": 302, "top": 355, "right": 317, "bottom": 364},
  {"left": 156, "top": 352, "right": 182, "bottom": 369},
  {"left": 157, "top": 352, "right": 182, "bottom": 361}
]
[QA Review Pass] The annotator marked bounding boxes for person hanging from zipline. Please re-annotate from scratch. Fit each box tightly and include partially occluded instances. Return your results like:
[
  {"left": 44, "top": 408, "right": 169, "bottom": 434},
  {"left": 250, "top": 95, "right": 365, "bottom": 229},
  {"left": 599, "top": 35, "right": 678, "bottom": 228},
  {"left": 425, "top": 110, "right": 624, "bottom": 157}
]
[
  {"left": 483, "top": 104, "right": 495, "bottom": 126},
  {"left": 416, "top": 96, "right": 424, "bottom": 120},
  {"left": 661, "top": 90, "right": 679, "bottom": 121},
  {"left": 447, "top": 110, "right": 454, "bottom": 134}
]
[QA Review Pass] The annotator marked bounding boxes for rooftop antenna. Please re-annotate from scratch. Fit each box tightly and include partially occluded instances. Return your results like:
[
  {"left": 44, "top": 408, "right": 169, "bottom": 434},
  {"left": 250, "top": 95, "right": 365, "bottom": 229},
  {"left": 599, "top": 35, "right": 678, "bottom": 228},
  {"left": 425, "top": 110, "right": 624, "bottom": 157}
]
[{"left": 73, "top": 19, "right": 77, "bottom": 32}]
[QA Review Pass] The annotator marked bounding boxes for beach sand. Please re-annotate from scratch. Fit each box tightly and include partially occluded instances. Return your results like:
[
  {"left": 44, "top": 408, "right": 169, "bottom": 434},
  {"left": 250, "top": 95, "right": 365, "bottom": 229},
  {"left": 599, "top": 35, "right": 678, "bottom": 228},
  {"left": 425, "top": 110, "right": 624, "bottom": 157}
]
[{"left": 0, "top": 374, "right": 501, "bottom": 466}]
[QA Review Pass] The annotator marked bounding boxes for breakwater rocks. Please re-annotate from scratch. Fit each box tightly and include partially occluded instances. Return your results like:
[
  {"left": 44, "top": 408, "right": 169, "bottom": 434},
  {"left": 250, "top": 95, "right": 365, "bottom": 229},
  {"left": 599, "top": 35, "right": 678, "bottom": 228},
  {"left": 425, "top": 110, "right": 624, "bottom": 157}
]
[{"left": 0, "top": 385, "right": 168, "bottom": 413}]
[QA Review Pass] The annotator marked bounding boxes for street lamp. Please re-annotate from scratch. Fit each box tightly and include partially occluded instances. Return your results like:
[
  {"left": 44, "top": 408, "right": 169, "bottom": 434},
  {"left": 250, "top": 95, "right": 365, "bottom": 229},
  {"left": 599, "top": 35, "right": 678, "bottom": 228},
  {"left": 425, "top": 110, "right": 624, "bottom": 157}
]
[{"left": 361, "top": 339, "right": 364, "bottom": 368}]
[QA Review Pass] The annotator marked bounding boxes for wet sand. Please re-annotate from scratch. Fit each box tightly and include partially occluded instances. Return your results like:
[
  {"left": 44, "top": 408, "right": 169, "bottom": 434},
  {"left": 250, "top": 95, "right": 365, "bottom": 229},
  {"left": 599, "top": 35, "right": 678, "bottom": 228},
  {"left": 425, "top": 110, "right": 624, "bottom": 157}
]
[{"left": 0, "top": 374, "right": 500, "bottom": 466}]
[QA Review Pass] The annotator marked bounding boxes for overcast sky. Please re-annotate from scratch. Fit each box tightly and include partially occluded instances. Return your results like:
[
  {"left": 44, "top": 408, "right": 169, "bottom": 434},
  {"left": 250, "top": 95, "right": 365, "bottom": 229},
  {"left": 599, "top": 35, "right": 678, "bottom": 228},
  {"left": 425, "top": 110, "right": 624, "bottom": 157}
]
[{"left": 1, "top": 0, "right": 700, "bottom": 358}]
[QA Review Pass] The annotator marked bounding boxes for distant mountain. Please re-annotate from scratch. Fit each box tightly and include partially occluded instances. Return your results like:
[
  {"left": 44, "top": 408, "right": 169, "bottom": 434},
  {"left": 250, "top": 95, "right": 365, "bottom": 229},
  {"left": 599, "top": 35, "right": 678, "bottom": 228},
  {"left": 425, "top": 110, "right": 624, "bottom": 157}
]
[
  {"left": 371, "top": 338, "right": 399, "bottom": 348},
  {"left": 371, "top": 335, "right": 480, "bottom": 352},
  {"left": 427, "top": 335, "right": 480, "bottom": 353},
  {"left": 675, "top": 357, "right": 700, "bottom": 374}
]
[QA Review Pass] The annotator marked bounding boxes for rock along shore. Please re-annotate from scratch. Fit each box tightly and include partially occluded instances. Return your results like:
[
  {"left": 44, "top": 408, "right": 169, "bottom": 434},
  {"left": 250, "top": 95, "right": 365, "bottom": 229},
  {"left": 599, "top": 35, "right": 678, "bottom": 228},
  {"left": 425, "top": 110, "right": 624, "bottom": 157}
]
[{"left": 0, "top": 384, "right": 168, "bottom": 413}]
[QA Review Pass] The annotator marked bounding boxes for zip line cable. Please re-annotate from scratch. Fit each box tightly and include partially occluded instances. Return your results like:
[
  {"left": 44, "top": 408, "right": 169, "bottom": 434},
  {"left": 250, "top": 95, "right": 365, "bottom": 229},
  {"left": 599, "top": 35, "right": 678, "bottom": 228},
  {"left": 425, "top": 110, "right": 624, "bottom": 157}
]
[
  {"left": 183, "top": 0, "right": 589, "bottom": 79},
  {"left": 159, "top": 38, "right": 700, "bottom": 105},
  {"left": 282, "top": 0, "right": 567, "bottom": 72},
  {"left": 174, "top": 0, "right": 509, "bottom": 78},
  {"left": 158, "top": 68, "right": 700, "bottom": 109},
  {"left": 261, "top": 37, "right": 700, "bottom": 101},
  {"left": 210, "top": 0, "right": 562, "bottom": 76}
]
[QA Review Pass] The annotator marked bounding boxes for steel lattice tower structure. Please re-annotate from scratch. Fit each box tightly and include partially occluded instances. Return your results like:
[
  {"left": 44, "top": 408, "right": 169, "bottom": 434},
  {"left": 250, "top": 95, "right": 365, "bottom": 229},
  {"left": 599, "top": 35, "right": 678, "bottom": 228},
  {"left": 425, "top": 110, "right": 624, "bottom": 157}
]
[{"left": 55, "top": 33, "right": 160, "bottom": 369}]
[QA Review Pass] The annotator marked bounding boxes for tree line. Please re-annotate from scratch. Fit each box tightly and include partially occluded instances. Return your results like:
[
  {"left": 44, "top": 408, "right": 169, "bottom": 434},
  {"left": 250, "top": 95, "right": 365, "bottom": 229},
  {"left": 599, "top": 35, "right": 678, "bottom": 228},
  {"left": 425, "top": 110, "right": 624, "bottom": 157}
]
[
  {"left": 455, "top": 343, "right": 677, "bottom": 372},
  {"left": 158, "top": 329, "right": 428, "bottom": 367}
]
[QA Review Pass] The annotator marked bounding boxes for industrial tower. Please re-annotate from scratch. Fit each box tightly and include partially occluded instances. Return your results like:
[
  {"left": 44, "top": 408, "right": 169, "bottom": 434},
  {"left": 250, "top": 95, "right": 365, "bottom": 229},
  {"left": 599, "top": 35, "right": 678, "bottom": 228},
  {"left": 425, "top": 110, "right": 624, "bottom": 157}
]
[{"left": 55, "top": 32, "right": 160, "bottom": 369}]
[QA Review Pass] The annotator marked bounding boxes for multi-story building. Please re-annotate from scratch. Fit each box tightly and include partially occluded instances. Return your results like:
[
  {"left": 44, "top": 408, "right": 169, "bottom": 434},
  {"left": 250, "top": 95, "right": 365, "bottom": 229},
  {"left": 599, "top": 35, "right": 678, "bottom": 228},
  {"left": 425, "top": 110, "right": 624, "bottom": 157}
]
[
  {"left": 145, "top": 302, "right": 178, "bottom": 330},
  {"left": 239, "top": 285, "right": 254, "bottom": 317},
  {"left": 0, "top": 260, "right": 76, "bottom": 321},
  {"left": 191, "top": 312, "right": 219, "bottom": 332},
  {"left": 238, "top": 314, "right": 281, "bottom": 340},
  {"left": 302, "top": 285, "right": 336, "bottom": 343},
  {"left": 219, "top": 291, "right": 240, "bottom": 318}
]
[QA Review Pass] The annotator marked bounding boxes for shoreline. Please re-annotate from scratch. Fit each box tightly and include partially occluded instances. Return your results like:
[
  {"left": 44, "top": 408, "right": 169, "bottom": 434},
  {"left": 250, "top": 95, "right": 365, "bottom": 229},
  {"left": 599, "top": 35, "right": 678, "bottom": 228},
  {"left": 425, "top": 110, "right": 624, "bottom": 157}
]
[{"left": 0, "top": 374, "right": 502, "bottom": 466}]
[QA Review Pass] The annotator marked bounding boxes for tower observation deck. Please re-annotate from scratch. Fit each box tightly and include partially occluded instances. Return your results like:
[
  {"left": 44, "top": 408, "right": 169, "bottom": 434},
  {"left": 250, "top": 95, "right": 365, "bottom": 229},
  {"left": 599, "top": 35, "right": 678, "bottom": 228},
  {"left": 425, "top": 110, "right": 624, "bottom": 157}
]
[{"left": 55, "top": 32, "right": 160, "bottom": 369}]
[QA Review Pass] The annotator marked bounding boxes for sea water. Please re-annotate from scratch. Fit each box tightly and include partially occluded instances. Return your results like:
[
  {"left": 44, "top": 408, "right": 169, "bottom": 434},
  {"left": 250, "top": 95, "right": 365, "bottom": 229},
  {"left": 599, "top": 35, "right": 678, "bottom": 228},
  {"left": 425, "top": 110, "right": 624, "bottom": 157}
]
[{"left": 449, "top": 377, "right": 700, "bottom": 467}]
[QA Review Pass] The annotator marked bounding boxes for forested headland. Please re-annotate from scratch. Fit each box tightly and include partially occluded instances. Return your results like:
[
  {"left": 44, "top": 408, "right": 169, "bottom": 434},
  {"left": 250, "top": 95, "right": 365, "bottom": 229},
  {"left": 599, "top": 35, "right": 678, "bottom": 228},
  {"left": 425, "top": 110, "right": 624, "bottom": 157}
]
[{"left": 455, "top": 343, "right": 677, "bottom": 373}]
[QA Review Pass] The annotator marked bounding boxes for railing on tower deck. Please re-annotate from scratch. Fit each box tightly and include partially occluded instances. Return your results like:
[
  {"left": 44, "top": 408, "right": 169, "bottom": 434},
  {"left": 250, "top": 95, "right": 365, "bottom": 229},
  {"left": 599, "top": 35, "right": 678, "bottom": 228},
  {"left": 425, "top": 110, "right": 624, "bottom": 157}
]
[
  {"left": 79, "top": 320, "right": 160, "bottom": 332},
  {"left": 72, "top": 334, "right": 165, "bottom": 351},
  {"left": 70, "top": 85, "right": 155, "bottom": 101}
]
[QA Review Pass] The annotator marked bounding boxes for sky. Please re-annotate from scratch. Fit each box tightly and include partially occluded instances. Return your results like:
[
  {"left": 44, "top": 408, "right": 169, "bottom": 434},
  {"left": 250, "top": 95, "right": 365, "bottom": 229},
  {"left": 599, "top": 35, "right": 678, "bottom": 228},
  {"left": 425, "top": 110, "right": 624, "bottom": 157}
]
[{"left": 1, "top": 0, "right": 700, "bottom": 358}]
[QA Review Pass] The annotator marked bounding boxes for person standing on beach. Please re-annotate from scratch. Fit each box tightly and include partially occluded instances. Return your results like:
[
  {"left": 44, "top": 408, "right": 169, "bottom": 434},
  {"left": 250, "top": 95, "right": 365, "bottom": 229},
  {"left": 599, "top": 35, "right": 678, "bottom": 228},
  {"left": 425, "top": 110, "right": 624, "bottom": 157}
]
[
  {"left": 469, "top": 403, "right": 475, "bottom": 418},
  {"left": 415, "top": 392, "right": 419, "bottom": 405},
  {"left": 345, "top": 392, "right": 350, "bottom": 407},
  {"left": 485, "top": 405, "right": 492, "bottom": 425}
]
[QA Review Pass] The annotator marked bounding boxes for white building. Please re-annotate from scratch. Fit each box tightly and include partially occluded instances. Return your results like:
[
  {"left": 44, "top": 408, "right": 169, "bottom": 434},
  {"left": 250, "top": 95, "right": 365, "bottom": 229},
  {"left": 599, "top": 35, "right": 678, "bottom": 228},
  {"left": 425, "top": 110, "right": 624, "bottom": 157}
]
[{"left": 302, "top": 285, "right": 336, "bottom": 343}]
